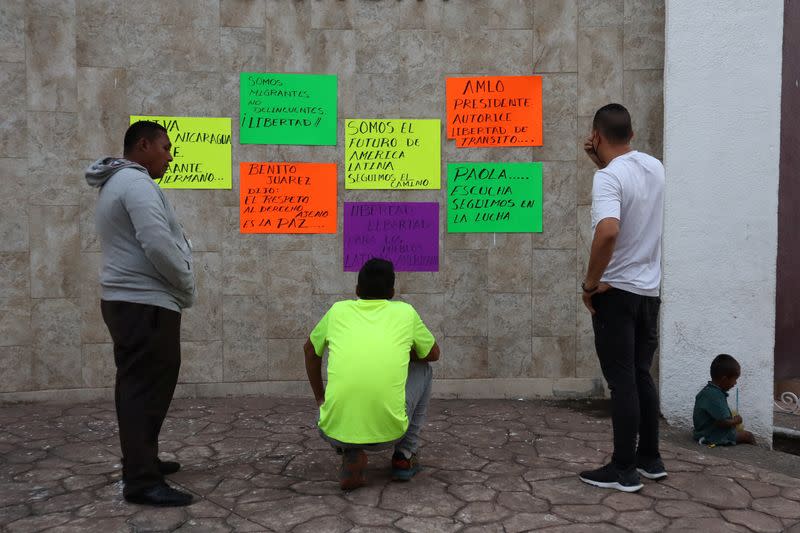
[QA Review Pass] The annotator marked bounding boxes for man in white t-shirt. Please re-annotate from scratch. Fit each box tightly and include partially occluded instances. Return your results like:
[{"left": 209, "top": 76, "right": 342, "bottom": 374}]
[{"left": 578, "top": 104, "right": 666, "bottom": 493}]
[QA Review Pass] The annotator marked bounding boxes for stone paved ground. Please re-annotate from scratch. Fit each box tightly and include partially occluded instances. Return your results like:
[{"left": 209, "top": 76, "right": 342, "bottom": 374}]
[{"left": 2, "top": 398, "right": 800, "bottom": 533}]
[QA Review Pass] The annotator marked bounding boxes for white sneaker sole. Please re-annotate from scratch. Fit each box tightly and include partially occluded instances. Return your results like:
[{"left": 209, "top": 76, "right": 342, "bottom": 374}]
[
  {"left": 637, "top": 468, "right": 668, "bottom": 480},
  {"left": 579, "top": 476, "right": 643, "bottom": 493}
]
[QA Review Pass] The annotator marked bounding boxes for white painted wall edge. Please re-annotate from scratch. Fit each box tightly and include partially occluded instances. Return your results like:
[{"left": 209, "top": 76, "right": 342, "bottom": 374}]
[{"left": 661, "top": 0, "right": 783, "bottom": 445}]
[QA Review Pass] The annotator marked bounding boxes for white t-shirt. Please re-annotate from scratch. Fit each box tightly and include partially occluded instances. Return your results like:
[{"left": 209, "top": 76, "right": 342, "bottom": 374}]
[{"left": 591, "top": 150, "right": 665, "bottom": 297}]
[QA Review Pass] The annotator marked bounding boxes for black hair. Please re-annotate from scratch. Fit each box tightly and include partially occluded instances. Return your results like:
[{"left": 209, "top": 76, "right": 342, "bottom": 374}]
[
  {"left": 357, "top": 258, "right": 395, "bottom": 300},
  {"left": 124, "top": 120, "right": 168, "bottom": 154},
  {"left": 710, "top": 353, "right": 740, "bottom": 380},
  {"left": 592, "top": 103, "right": 633, "bottom": 143}
]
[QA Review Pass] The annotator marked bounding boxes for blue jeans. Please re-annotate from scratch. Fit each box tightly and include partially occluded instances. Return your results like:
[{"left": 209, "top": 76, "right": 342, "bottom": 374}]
[{"left": 320, "top": 361, "right": 433, "bottom": 456}]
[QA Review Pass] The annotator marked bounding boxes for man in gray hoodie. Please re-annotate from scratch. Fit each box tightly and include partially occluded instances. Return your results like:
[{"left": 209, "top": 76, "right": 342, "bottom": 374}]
[{"left": 86, "top": 120, "right": 195, "bottom": 507}]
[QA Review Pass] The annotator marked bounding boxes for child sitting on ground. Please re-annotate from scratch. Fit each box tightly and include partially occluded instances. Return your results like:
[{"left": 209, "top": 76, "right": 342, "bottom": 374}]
[{"left": 693, "top": 354, "right": 756, "bottom": 446}]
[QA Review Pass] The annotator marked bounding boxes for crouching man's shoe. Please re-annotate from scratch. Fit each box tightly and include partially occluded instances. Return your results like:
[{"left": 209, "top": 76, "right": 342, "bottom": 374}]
[
  {"left": 391, "top": 450, "right": 421, "bottom": 481},
  {"left": 124, "top": 483, "right": 194, "bottom": 507},
  {"left": 579, "top": 463, "right": 643, "bottom": 493},
  {"left": 340, "top": 450, "right": 367, "bottom": 491}
]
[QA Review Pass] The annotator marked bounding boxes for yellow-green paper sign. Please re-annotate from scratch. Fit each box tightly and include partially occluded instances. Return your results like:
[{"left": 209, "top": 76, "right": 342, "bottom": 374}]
[
  {"left": 129, "top": 115, "right": 232, "bottom": 189},
  {"left": 345, "top": 119, "right": 440, "bottom": 190}
]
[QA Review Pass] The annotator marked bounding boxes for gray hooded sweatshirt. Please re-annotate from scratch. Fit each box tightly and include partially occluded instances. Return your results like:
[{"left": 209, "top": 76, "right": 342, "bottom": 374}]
[{"left": 86, "top": 158, "right": 195, "bottom": 312}]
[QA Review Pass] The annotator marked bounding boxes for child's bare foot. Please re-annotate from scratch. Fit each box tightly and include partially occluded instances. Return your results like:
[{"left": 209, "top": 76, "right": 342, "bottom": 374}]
[{"left": 736, "top": 429, "right": 756, "bottom": 445}]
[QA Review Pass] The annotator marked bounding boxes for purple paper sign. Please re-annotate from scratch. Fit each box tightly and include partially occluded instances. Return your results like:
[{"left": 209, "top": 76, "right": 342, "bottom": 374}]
[{"left": 343, "top": 202, "right": 439, "bottom": 272}]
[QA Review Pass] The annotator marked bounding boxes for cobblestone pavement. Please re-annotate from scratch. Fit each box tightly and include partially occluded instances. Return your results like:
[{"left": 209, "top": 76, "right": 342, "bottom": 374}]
[{"left": 2, "top": 398, "right": 800, "bottom": 532}]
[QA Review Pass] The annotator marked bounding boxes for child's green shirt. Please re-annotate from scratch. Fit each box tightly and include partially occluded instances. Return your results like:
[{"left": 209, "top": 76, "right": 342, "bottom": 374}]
[{"left": 692, "top": 382, "right": 736, "bottom": 445}]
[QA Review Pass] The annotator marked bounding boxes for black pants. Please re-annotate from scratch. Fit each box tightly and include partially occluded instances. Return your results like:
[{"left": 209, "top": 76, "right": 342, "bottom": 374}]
[
  {"left": 101, "top": 300, "right": 181, "bottom": 496},
  {"left": 591, "top": 288, "right": 661, "bottom": 470}
]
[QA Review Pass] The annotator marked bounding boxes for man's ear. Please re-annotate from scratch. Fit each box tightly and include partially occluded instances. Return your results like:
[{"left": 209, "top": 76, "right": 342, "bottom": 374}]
[
  {"left": 388, "top": 288, "right": 395, "bottom": 299},
  {"left": 355, "top": 284, "right": 361, "bottom": 298},
  {"left": 136, "top": 136, "right": 151, "bottom": 153}
]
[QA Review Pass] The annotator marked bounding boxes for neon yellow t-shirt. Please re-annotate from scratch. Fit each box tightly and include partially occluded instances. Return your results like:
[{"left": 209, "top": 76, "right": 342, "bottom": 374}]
[{"left": 309, "top": 299, "right": 436, "bottom": 444}]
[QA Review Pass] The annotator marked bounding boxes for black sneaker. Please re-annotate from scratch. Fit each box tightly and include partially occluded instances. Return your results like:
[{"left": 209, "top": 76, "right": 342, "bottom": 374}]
[
  {"left": 157, "top": 459, "right": 181, "bottom": 476},
  {"left": 579, "top": 464, "right": 643, "bottom": 493},
  {"left": 636, "top": 457, "right": 668, "bottom": 480},
  {"left": 124, "top": 482, "right": 194, "bottom": 507}
]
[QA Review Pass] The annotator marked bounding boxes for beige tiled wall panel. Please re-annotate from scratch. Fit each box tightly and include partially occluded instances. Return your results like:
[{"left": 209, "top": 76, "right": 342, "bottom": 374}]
[
  {"left": 0, "top": 1, "right": 26, "bottom": 63},
  {"left": 222, "top": 294, "right": 271, "bottom": 382},
  {"left": 0, "top": 62, "right": 27, "bottom": 159},
  {"left": 81, "top": 343, "right": 114, "bottom": 388},
  {"left": 534, "top": 0, "right": 578, "bottom": 73},
  {"left": 0, "top": 0, "right": 663, "bottom": 396},
  {"left": 32, "top": 298, "right": 81, "bottom": 389},
  {"left": 29, "top": 205, "right": 80, "bottom": 299},
  {"left": 0, "top": 158, "right": 29, "bottom": 252},
  {"left": 0, "top": 252, "right": 31, "bottom": 347},
  {"left": 0, "top": 346, "right": 33, "bottom": 392},
  {"left": 25, "top": 3, "right": 77, "bottom": 113}
]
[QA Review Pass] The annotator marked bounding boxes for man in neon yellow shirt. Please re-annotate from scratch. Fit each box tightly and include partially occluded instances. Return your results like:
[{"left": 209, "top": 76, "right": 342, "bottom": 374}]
[{"left": 304, "top": 258, "right": 440, "bottom": 490}]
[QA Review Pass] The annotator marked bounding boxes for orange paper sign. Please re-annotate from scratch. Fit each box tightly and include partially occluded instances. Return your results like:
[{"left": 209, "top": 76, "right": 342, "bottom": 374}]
[
  {"left": 240, "top": 162, "right": 337, "bottom": 234},
  {"left": 446, "top": 75, "right": 543, "bottom": 148}
]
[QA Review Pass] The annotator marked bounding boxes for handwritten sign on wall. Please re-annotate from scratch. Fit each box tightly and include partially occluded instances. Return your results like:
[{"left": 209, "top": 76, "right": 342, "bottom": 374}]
[
  {"left": 345, "top": 119, "right": 441, "bottom": 190},
  {"left": 445, "top": 76, "right": 542, "bottom": 148},
  {"left": 447, "top": 162, "right": 543, "bottom": 232},
  {"left": 343, "top": 202, "right": 439, "bottom": 272},
  {"left": 130, "top": 115, "right": 232, "bottom": 189},
  {"left": 240, "top": 162, "right": 337, "bottom": 234},
  {"left": 239, "top": 73, "right": 337, "bottom": 145}
]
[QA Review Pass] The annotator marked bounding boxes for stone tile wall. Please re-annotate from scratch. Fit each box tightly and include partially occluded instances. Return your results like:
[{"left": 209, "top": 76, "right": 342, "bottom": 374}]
[{"left": 0, "top": 0, "right": 664, "bottom": 400}]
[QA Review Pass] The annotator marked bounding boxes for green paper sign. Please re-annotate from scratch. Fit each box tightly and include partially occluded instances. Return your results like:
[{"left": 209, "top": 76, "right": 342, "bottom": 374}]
[
  {"left": 345, "top": 119, "right": 441, "bottom": 190},
  {"left": 129, "top": 115, "right": 232, "bottom": 189},
  {"left": 239, "top": 72, "right": 337, "bottom": 145},
  {"left": 447, "top": 162, "right": 543, "bottom": 233}
]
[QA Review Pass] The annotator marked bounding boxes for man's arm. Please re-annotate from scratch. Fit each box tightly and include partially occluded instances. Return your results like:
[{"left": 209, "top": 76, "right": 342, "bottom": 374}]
[
  {"left": 581, "top": 217, "right": 619, "bottom": 315},
  {"left": 304, "top": 338, "right": 325, "bottom": 406},
  {"left": 714, "top": 415, "right": 743, "bottom": 429},
  {"left": 584, "top": 217, "right": 619, "bottom": 289},
  {"left": 124, "top": 178, "right": 194, "bottom": 294},
  {"left": 410, "top": 342, "right": 440, "bottom": 363}
]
